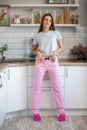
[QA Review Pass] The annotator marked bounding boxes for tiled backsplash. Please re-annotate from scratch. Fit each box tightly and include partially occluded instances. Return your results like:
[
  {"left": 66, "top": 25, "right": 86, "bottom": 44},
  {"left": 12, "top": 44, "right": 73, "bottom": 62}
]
[{"left": 0, "top": 26, "right": 87, "bottom": 59}]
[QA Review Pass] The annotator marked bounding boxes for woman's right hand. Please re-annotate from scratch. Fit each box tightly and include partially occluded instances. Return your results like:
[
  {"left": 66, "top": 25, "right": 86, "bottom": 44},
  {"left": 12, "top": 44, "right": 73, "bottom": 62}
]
[{"left": 37, "top": 51, "right": 44, "bottom": 62}]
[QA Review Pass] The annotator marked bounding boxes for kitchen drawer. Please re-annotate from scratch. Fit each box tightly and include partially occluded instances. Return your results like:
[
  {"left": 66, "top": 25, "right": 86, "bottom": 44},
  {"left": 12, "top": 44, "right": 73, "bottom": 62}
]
[
  {"left": 28, "top": 76, "right": 64, "bottom": 88},
  {"left": 28, "top": 77, "right": 52, "bottom": 88},
  {"left": 28, "top": 66, "right": 65, "bottom": 76},
  {"left": 28, "top": 87, "right": 64, "bottom": 109}
]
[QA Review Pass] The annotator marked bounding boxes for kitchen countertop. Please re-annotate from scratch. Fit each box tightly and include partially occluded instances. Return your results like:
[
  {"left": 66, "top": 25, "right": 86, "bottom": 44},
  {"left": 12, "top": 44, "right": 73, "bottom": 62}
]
[{"left": 0, "top": 58, "right": 87, "bottom": 73}]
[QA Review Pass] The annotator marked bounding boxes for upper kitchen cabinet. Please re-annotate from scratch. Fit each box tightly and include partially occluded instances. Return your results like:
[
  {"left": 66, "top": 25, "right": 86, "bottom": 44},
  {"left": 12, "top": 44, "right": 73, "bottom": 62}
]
[{"left": 10, "top": 2, "right": 80, "bottom": 27}]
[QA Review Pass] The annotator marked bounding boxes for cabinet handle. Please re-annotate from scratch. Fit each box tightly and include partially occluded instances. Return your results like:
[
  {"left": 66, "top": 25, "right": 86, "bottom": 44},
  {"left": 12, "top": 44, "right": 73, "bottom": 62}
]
[
  {"left": 44, "top": 77, "right": 50, "bottom": 80},
  {"left": 0, "top": 75, "right": 3, "bottom": 88},
  {"left": 8, "top": 69, "right": 10, "bottom": 80},
  {"left": 42, "top": 88, "right": 51, "bottom": 92},
  {"left": 65, "top": 68, "right": 68, "bottom": 78}
]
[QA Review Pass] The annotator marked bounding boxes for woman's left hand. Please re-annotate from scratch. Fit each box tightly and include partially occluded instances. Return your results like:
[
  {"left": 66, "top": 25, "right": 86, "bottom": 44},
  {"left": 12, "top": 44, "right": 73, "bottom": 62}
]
[
  {"left": 51, "top": 51, "right": 57, "bottom": 62},
  {"left": 51, "top": 55, "right": 56, "bottom": 62}
]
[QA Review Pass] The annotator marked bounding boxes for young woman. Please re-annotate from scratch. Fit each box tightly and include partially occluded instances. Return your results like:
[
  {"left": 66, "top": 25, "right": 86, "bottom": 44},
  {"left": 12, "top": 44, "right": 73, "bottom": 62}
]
[{"left": 31, "top": 13, "right": 66, "bottom": 121}]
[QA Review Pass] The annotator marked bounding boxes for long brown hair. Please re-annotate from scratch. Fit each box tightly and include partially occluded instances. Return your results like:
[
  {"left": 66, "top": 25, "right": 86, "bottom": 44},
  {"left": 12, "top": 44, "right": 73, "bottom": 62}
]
[{"left": 38, "top": 13, "right": 55, "bottom": 33}]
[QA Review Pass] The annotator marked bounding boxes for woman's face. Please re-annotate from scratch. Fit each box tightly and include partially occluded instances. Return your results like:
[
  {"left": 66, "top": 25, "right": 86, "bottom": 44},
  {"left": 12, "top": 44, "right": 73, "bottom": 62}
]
[{"left": 43, "top": 15, "right": 52, "bottom": 29}]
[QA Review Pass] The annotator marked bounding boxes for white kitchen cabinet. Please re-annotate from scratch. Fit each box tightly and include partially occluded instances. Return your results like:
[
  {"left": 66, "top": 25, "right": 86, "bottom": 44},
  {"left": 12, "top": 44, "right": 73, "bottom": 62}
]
[
  {"left": 0, "top": 69, "right": 7, "bottom": 113},
  {"left": 0, "top": 69, "right": 7, "bottom": 127},
  {"left": 7, "top": 66, "right": 28, "bottom": 113},
  {"left": 65, "top": 66, "right": 87, "bottom": 109},
  {"left": 28, "top": 65, "right": 65, "bottom": 109}
]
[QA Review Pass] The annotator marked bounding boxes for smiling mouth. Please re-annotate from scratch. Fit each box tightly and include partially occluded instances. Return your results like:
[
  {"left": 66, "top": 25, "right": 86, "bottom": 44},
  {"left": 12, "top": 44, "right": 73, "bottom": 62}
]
[{"left": 45, "top": 24, "right": 50, "bottom": 26}]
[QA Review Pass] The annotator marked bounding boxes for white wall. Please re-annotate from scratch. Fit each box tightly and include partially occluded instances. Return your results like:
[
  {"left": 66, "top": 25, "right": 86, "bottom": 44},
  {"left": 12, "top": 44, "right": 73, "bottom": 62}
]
[
  {"left": 0, "top": 26, "right": 86, "bottom": 59},
  {"left": 0, "top": 0, "right": 87, "bottom": 59}
]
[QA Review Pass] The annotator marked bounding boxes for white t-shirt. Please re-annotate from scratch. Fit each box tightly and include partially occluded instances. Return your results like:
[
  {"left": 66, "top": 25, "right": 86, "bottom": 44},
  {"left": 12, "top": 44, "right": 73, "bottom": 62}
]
[{"left": 32, "top": 30, "right": 62, "bottom": 56}]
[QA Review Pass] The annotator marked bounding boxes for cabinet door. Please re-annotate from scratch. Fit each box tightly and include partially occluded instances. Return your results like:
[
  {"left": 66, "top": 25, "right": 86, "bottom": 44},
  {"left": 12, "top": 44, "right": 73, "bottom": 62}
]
[
  {"left": 0, "top": 70, "right": 7, "bottom": 127},
  {"left": 0, "top": 70, "right": 7, "bottom": 113},
  {"left": 65, "top": 66, "right": 87, "bottom": 109},
  {"left": 7, "top": 66, "right": 27, "bottom": 112}
]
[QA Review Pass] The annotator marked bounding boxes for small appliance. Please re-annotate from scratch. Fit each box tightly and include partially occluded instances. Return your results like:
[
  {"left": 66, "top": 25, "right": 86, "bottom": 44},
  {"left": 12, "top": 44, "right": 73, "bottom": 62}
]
[{"left": 29, "top": 38, "right": 36, "bottom": 61}]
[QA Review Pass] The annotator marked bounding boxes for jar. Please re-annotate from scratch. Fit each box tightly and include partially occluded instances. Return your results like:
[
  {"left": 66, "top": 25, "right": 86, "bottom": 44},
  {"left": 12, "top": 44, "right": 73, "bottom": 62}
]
[
  {"left": 52, "top": 11, "right": 57, "bottom": 24},
  {"left": 29, "top": 8, "right": 34, "bottom": 24},
  {"left": 58, "top": 13, "right": 64, "bottom": 24},
  {"left": 64, "top": 7, "right": 70, "bottom": 24},
  {"left": 22, "top": 18, "right": 28, "bottom": 24},
  {"left": 36, "top": 11, "right": 42, "bottom": 24}
]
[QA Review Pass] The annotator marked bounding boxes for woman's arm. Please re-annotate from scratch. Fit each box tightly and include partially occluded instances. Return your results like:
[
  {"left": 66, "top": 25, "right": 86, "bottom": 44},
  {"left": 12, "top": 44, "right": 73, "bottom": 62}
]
[
  {"left": 51, "top": 39, "right": 64, "bottom": 62},
  {"left": 32, "top": 44, "right": 44, "bottom": 61},
  {"left": 52, "top": 39, "right": 64, "bottom": 55}
]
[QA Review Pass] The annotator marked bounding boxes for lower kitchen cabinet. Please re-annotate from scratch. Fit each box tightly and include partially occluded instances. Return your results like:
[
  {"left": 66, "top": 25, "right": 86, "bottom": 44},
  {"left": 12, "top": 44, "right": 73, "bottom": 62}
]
[
  {"left": 28, "top": 65, "right": 65, "bottom": 109},
  {"left": 0, "top": 69, "right": 7, "bottom": 113},
  {"left": 0, "top": 69, "right": 7, "bottom": 127},
  {"left": 65, "top": 66, "right": 87, "bottom": 109},
  {"left": 7, "top": 66, "right": 28, "bottom": 113}
]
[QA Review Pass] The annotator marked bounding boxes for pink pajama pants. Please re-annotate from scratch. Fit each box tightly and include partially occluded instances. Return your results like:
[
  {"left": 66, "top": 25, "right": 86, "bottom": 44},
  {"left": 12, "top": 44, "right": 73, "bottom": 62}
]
[{"left": 32, "top": 56, "right": 65, "bottom": 115}]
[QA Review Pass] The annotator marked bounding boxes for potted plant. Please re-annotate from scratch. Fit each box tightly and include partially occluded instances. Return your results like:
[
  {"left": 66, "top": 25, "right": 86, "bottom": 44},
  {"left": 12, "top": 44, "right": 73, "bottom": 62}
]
[
  {"left": 70, "top": 44, "right": 87, "bottom": 61},
  {"left": 0, "top": 44, "right": 8, "bottom": 61}
]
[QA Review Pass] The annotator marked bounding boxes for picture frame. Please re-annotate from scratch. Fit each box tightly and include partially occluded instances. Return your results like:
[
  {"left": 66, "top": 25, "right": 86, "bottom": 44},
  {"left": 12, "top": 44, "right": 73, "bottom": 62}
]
[
  {"left": 0, "top": 5, "right": 10, "bottom": 26},
  {"left": 54, "top": 0, "right": 68, "bottom": 4}
]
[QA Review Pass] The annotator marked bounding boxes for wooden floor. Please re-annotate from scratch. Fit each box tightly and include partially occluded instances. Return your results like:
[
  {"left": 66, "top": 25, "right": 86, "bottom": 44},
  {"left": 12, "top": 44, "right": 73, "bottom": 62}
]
[{"left": 1, "top": 116, "right": 87, "bottom": 130}]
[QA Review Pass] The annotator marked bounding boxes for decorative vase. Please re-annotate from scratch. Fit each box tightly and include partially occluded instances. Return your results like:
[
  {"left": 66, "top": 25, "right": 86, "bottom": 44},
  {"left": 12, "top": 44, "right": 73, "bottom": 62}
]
[
  {"left": 84, "top": 58, "right": 87, "bottom": 62},
  {"left": 77, "top": 57, "right": 84, "bottom": 61},
  {"left": 1, "top": 53, "right": 5, "bottom": 61}
]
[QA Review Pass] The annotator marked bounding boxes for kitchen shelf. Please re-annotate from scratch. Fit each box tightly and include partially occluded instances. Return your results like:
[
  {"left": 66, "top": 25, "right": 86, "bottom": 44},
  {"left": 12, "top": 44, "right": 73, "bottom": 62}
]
[
  {"left": 10, "top": 4, "right": 80, "bottom": 28},
  {"left": 10, "top": 24, "right": 80, "bottom": 27},
  {"left": 10, "top": 4, "right": 80, "bottom": 8}
]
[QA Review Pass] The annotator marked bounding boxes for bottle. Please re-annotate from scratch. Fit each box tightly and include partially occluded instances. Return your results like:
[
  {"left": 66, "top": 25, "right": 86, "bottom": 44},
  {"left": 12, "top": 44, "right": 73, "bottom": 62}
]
[
  {"left": 58, "top": 11, "right": 64, "bottom": 24},
  {"left": 29, "top": 8, "right": 34, "bottom": 24},
  {"left": 52, "top": 10, "right": 56, "bottom": 24},
  {"left": 64, "top": 7, "right": 70, "bottom": 24}
]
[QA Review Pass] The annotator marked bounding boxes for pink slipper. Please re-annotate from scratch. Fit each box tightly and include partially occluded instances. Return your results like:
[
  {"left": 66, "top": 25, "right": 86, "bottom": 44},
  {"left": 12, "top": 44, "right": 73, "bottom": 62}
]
[
  {"left": 58, "top": 114, "right": 66, "bottom": 121},
  {"left": 33, "top": 114, "right": 41, "bottom": 121}
]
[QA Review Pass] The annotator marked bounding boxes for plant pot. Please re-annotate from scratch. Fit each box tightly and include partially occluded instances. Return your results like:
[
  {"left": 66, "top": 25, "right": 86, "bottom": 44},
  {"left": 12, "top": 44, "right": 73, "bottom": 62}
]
[
  {"left": 77, "top": 57, "right": 85, "bottom": 62},
  {"left": 1, "top": 56, "right": 5, "bottom": 61},
  {"left": 84, "top": 58, "right": 87, "bottom": 62},
  {"left": 77, "top": 57, "right": 84, "bottom": 60}
]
